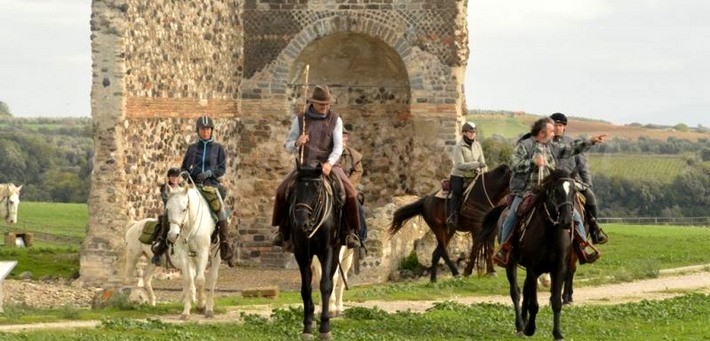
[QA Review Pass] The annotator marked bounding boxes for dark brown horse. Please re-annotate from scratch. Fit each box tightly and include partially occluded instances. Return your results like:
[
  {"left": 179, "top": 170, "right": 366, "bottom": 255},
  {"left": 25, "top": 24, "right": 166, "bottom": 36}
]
[
  {"left": 288, "top": 168, "right": 341, "bottom": 340},
  {"left": 389, "top": 164, "right": 511, "bottom": 282},
  {"left": 472, "top": 170, "right": 577, "bottom": 340}
]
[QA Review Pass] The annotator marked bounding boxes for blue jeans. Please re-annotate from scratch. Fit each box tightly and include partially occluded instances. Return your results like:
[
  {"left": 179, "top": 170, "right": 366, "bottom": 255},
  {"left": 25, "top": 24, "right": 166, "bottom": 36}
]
[
  {"left": 500, "top": 195, "right": 589, "bottom": 243},
  {"left": 500, "top": 195, "right": 522, "bottom": 242}
]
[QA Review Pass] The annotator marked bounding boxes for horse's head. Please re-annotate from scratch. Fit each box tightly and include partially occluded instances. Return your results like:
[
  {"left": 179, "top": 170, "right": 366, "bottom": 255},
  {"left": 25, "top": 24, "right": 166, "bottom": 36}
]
[
  {"left": 165, "top": 184, "right": 191, "bottom": 243},
  {"left": 2, "top": 184, "right": 22, "bottom": 224},
  {"left": 485, "top": 164, "right": 512, "bottom": 198},
  {"left": 536, "top": 170, "right": 576, "bottom": 228},
  {"left": 290, "top": 169, "right": 328, "bottom": 235}
]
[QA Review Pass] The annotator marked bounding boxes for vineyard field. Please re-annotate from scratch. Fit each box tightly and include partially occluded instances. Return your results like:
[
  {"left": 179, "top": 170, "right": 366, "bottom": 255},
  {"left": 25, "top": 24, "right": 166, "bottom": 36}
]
[{"left": 587, "top": 153, "right": 689, "bottom": 183}]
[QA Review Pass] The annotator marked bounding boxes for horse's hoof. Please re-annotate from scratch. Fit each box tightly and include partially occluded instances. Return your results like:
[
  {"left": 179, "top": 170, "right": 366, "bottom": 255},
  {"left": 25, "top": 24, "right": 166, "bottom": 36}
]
[
  {"left": 205, "top": 310, "right": 214, "bottom": 318},
  {"left": 301, "top": 333, "right": 314, "bottom": 340},
  {"left": 486, "top": 271, "right": 498, "bottom": 278},
  {"left": 319, "top": 332, "right": 332, "bottom": 340},
  {"left": 180, "top": 314, "right": 190, "bottom": 321}
]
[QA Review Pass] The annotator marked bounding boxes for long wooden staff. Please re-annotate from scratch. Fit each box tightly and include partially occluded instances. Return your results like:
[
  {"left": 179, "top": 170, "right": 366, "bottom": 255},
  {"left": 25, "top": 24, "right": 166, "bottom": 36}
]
[{"left": 299, "top": 64, "right": 310, "bottom": 165}]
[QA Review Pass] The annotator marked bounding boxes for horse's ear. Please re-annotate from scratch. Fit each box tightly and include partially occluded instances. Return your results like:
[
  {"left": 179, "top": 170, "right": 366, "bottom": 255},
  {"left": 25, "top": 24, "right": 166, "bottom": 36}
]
[{"left": 16, "top": 185, "right": 22, "bottom": 191}]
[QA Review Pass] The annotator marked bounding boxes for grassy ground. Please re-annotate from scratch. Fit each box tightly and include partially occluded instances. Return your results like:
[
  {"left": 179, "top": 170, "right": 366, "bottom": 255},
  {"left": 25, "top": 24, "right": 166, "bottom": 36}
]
[
  {"left": 1, "top": 294, "right": 708, "bottom": 340},
  {"left": 1, "top": 203, "right": 710, "bottom": 339}
]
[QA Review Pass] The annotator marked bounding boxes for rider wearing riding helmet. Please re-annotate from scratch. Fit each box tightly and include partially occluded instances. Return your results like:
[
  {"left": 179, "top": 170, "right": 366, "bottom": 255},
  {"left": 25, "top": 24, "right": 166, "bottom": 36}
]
[
  {"left": 446, "top": 121, "right": 487, "bottom": 229},
  {"left": 550, "top": 112, "right": 608, "bottom": 245},
  {"left": 179, "top": 116, "right": 235, "bottom": 267}
]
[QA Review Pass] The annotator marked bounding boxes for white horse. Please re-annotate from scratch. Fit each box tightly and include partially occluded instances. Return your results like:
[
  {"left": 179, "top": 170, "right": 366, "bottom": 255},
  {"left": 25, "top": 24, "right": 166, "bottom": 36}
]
[
  {"left": 312, "top": 246, "right": 355, "bottom": 317},
  {"left": 165, "top": 183, "right": 221, "bottom": 320},
  {"left": 124, "top": 217, "right": 164, "bottom": 306},
  {"left": 0, "top": 183, "right": 22, "bottom": 224}
]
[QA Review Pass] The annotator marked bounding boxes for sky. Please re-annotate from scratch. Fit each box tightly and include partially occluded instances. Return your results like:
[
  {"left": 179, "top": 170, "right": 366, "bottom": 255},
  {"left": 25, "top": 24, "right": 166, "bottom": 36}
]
[{"left": 0, "top": 0, "right": 708, "bottom": 127}]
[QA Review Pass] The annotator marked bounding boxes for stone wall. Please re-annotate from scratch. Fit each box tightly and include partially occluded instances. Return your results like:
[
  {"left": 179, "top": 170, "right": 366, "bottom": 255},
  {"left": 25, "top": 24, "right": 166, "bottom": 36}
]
[{"left": 85, "top": 0, "right": 469, "bottom": 286}]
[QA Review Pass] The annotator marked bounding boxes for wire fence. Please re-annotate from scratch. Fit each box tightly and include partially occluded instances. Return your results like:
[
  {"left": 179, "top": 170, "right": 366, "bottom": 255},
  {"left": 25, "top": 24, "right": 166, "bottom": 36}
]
[{"left": 598, "top": 217, "right": 710, "bottom": 226}]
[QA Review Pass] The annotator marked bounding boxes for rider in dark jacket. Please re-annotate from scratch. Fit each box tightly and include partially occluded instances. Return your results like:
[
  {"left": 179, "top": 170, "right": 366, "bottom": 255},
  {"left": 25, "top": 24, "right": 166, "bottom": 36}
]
[
  {"left": 180, "top": 116, "right": 235, "bottom": 267},
  {"left": 550, "top": 112, "right": 608, "bottom": 244}
]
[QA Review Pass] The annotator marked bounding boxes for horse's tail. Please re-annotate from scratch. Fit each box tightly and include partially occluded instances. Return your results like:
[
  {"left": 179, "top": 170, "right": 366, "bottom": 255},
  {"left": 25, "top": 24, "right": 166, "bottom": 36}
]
[
  {"left": 388, "top": 196, "right": 427, "bottom": 238},
  {"left": 472, "top": 204, "right": 506, "bottom": 274}
]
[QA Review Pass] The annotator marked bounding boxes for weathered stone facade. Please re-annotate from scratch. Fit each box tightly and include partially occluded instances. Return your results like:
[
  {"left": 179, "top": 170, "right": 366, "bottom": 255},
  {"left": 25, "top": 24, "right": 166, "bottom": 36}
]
[{"left": 84, "top": 0, "right": 469, "bottom": 286}]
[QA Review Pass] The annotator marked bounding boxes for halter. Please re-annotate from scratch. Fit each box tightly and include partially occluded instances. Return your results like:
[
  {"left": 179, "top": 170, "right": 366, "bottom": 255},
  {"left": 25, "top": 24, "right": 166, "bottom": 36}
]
[{"left": 542, "top": 177, "right": 576, "bottom": 226}]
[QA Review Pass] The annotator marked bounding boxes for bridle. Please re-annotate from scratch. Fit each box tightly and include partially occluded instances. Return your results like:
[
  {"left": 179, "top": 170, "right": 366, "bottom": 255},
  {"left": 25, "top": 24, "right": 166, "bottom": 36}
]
[
  {"left": 292, "top": 176, "right": 333, "bottom": 239},
  {"left": 167, "top": 187, "right": 207, "bottom": 244},
  {"left": 542, "top": 177, "right": 576, "bottom": 226}
]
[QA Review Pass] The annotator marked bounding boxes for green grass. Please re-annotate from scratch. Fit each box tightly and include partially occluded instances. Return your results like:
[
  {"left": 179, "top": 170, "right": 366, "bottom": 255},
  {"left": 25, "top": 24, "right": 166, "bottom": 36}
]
[
  {"left": 588, "top": 153, "right": 690, "bottom": 183},
  {"left": 2, "top": 202, "right": 87, "bottom": 245},
  {"left": 2, "top": 294, "right": 708, "bottom": 340}
]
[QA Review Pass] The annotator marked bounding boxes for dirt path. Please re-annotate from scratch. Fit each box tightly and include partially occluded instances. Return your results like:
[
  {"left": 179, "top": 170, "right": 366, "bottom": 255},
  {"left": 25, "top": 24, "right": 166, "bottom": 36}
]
[{"left": 1, "top": 265, "right": 708, "bottom": 333}]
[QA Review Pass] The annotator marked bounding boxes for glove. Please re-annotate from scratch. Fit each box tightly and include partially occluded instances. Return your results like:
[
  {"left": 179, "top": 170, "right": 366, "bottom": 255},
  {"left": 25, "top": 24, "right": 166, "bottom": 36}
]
[
  {"left": 196, "top": 170, "right": 212, "bottom": 182},
  {"left": 478, "top": 162, "right": 487, "bottom": 169}
]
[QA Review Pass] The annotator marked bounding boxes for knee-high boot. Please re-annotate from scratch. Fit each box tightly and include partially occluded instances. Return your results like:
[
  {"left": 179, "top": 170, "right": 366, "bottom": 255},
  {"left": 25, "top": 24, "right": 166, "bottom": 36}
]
[
  {"left": 587, "top": 205, "right": 608, "bottom": 244},
  {"left": 151, "top": 214, "right": 169, "bottom": 265},
  {"left": 446, "top": 194, "right": 461, "bottom": 230},
  {"left": 217, "top": 220, "right": 235, "bottom": 267}
]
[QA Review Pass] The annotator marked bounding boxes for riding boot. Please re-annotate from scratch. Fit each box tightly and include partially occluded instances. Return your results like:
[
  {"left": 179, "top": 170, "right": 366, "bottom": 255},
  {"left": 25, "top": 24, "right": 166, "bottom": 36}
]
[
  {"left": 587, "top": 205, "right": 608, "bottom": 244},
  {"left": 446, "top": 194, "right": 461, "bottom": 230},
  {"left": 493, "top": 236, "right": 513, "bottom": 267},
  {"left": 151, "top": 215, "right": 169, "bottom": 265},
  {"left": 217, "top": 220, "right": 236, "bottom": 267},
  {"left": 344, "top": 197, "right": 362, "bottom": 249}
]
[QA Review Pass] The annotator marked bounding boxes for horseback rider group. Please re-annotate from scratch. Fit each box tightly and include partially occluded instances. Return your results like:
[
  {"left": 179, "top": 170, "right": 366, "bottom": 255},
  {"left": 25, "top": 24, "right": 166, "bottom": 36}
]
[
  {"left": 151, "top": 116, "right": 236, "bottom": 268},
  {"left": 145, "top": 82, "right": 608, "bottom": 271},
  {"left": 492, "top": 116, "right": 607, "bottom": 267}
]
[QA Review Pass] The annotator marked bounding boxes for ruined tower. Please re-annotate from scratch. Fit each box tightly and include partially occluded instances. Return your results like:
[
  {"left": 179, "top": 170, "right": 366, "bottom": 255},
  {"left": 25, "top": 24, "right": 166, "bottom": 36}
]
[{"left": 84, "top": 0, "right": 469, "bottom": 285}]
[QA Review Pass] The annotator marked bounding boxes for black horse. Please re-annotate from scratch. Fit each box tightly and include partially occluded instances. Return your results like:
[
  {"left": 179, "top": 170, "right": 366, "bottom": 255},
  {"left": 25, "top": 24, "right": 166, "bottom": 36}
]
[
  {"left": 287, "top": 168, "right": 342, "bottom": 340},
  {"left": 389, "top": 164, "right": 511, "bottom": 282},
  {"left": 472, "top": 170, "right": 577, "bottom": 340}
]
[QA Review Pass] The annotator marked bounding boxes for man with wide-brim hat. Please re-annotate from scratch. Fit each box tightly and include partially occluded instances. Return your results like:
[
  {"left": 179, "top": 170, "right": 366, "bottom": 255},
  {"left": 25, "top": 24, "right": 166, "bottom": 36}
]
[
  {"left": 307, "top": 85, "right": 336, "bottom": 104},
  {"left": 271, "top": 85, "right": 362, "bottom": 251}
]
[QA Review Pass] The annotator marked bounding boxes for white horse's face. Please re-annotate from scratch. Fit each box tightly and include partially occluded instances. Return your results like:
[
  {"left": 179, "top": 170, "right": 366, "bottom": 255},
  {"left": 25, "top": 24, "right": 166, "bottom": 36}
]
[
  {"left": 165, "top": 185, "right": 190, "bottom": 243},
  {"left": 3, "top": 184, "right": 21, "bottom": 224}
]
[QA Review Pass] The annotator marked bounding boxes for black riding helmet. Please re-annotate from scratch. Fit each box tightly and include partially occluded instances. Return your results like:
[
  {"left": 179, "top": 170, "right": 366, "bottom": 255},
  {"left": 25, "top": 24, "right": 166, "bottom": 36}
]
[{"left": 195, "top": 116, "right": 215, "bottom": 132}]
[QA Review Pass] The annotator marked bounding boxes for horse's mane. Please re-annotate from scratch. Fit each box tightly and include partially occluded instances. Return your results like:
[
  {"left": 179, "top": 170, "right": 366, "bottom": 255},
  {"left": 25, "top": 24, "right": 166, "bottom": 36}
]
[{"left": 531, "top": 169, "right": 571, "bottom": 196}]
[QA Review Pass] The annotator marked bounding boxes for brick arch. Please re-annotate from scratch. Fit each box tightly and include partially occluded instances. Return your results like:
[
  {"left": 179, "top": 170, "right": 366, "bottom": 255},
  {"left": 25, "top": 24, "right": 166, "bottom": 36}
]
[{"left": 269, "top": 15, "right": 423, "bottom": 95}]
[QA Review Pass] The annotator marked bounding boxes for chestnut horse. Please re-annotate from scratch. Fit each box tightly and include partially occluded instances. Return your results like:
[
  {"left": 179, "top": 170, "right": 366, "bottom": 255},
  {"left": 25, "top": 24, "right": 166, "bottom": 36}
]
[{"left": 389, "top": 164, "right": 511, "bottom": 282}]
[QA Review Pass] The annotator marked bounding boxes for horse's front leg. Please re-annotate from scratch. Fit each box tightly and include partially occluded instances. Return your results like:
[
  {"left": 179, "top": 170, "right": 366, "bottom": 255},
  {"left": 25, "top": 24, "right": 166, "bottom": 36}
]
[
  {"left": 506, "top": 264, "right": 524, "bottom": 336},
  {"left": 204, "top": 248, "right": 220, "bottom": 318},
  {"left": 180, "top": 253, "right": 195, "bottom": 320},
  {"left": 318, "top": 248, "right": 335, "bottom": 340},
  {"left": 522, "top": 271, "right": 540, "bottom": 337},
  {"left": 296, "top": 252, "right": 315, "bottom": 339},
  {"left": 193, "top": 248, "right": 209, "bottom": 315},
  {"left": 334, "top": 247, "right": 352, "bottom": 316},
  {"left": 550, "top": 269, "right": 566, "bottom": 340}
]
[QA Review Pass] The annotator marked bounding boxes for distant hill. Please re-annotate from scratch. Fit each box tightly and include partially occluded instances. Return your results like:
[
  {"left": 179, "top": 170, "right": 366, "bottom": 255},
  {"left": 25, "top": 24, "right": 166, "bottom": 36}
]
[{"left": 467, "top": 110, "right": 709, "bottom": 142}]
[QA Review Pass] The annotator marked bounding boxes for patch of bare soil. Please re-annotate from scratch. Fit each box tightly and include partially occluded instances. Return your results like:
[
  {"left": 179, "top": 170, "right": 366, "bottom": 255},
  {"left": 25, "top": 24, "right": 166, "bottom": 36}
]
[{"left": 1, "top": 265, "right": 708, "bottom": 332}]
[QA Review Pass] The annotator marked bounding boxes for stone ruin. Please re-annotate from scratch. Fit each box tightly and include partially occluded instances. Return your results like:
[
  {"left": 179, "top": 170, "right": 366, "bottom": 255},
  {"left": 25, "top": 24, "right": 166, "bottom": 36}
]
[{"left": 83, "top": 0, "right": 469, "bottom": 287}]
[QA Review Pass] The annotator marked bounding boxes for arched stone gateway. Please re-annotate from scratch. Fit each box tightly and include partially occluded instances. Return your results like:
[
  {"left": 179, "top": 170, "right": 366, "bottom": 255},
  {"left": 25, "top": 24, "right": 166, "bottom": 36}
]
[{"left": 84, "top": 0, "right": 469, "bottom": 286}]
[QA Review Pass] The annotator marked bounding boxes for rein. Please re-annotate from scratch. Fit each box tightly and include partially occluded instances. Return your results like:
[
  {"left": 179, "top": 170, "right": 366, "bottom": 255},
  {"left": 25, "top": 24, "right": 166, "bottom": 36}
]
[{"left": 293, "top": 177, "right": 333, "bottom": 239}]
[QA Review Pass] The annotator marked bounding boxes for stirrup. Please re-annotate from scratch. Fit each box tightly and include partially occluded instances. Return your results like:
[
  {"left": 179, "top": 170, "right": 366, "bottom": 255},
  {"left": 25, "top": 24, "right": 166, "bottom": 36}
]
[{"left": 345, "top": 233, "right": 360, "bottom": 249}]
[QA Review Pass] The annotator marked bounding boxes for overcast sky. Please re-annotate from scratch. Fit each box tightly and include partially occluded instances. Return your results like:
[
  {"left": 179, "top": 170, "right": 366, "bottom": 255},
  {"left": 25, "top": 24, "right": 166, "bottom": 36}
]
[{"left": 0, "top": 0, "right": 708, "bottom": 127}]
